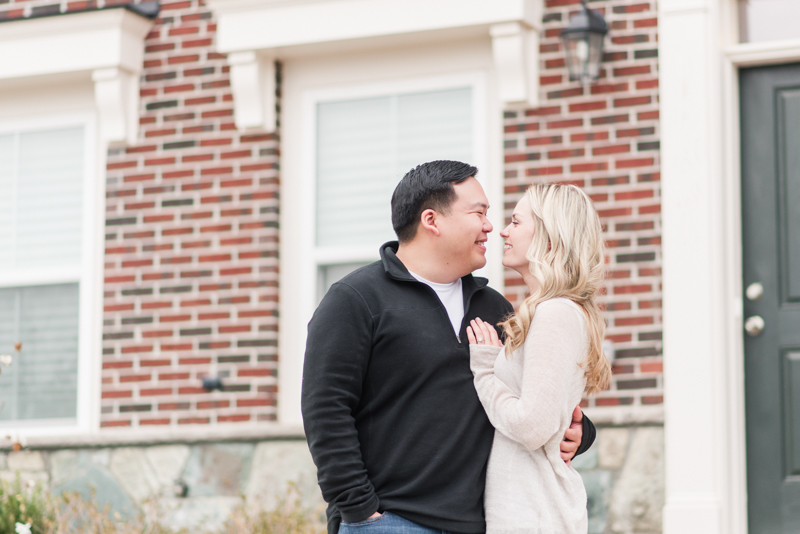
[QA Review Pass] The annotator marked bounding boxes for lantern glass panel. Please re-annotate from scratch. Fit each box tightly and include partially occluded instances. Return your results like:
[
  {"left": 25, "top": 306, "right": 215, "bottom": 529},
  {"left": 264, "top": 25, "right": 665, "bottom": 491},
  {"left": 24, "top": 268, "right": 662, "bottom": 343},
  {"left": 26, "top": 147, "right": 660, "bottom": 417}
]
[{"left": 563, "top": 32, "right": 605, "bottom": 84}]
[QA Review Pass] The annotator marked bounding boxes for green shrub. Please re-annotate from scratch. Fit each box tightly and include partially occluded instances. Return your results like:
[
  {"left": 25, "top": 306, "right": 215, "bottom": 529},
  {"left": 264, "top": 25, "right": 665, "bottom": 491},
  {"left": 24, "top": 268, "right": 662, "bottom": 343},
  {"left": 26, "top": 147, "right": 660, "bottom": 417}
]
[{"left": 0, "top": 475, "right": 52, "bottom": 534}]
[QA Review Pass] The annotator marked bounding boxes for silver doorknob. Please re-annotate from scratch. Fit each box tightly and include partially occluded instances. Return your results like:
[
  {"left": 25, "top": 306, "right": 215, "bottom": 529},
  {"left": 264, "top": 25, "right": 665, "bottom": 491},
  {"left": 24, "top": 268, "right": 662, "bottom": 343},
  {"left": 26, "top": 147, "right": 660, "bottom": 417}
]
[
  {"left": 745, "top": 315, "right": 765, "bottom": 337},
  {"left": 746, "top": 282, "right": 764, "bottom": 301}
]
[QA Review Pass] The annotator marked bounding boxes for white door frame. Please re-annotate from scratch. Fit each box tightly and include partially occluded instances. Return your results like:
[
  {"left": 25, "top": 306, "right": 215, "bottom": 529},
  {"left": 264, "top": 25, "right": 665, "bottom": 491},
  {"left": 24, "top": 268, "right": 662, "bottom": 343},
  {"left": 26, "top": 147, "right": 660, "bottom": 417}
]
[{"left": 660, "top": 0, "right": 800, "bottom": 532}]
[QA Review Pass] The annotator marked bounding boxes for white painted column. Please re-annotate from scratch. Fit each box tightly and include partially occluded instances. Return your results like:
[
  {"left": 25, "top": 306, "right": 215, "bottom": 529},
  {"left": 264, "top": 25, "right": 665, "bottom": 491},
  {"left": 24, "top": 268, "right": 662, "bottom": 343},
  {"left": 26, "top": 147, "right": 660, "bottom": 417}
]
[{"left": 659, "top": 0, "right": 745, "bottom": 532}]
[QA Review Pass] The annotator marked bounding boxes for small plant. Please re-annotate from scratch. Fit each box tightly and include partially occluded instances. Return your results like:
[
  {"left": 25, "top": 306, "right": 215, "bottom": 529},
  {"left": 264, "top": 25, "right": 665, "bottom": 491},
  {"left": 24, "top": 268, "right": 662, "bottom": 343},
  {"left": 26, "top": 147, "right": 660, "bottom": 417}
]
[
  {"left": 44, "top": 490, "right": 181, "bottom": 534},
  {"left": 223, "top": 482, "right": 325, "bottom": 534},
  {"left": 0, "top": 342, "right": 22, "bottom": 374},
  {"left": 0, "top": 475, "right": 52, "bottom": 534}
]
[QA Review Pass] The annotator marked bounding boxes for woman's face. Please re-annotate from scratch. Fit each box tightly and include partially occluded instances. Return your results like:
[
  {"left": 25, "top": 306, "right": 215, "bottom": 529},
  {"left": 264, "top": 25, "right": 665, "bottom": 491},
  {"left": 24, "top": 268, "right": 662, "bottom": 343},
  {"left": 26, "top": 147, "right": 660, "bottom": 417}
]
[{"left": 499, "top": 195, "right": 537, "bottom": 275}]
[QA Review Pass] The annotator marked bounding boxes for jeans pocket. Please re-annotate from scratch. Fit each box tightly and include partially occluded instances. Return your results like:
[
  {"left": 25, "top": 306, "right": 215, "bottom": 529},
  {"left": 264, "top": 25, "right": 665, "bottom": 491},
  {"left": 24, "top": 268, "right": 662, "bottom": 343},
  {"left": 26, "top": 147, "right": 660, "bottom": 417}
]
[{"left": 341, "top": 512, "right": 388, "bottom": 527}]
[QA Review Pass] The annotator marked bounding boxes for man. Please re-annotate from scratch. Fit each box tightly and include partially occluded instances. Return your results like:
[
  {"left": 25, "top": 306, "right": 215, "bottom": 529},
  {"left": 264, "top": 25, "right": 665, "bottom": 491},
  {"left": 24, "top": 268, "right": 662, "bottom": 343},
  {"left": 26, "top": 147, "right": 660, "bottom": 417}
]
[{"left": 302, "top": 161, "right": 595, "bottom": 534}]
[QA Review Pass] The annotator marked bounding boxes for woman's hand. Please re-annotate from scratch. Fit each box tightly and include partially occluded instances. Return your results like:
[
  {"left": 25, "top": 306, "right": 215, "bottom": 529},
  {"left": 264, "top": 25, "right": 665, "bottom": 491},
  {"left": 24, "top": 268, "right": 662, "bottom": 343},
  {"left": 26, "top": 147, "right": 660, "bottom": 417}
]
[{"left": 467, "top": 318, "right": 504, "bottom": 347}]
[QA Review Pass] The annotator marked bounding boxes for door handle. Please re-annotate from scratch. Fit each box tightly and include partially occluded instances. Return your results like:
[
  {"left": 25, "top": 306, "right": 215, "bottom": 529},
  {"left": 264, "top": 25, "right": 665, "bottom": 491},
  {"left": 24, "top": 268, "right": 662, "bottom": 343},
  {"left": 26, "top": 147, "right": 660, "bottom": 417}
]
[
  {"left": 746, "top": 282, "right": 764, "bottom": 301},
  {"left": 745, "top": 315, "right": 765, "bottom": 337}
]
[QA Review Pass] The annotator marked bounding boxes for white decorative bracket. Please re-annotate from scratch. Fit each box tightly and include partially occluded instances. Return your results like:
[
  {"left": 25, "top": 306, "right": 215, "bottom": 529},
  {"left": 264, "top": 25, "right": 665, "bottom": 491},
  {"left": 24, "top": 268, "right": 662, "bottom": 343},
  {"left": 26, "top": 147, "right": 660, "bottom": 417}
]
[
  {"left": 490, "top": 21, "right": 541, "bottom": 107},
  {"left": 228, "top": 51, "right": 276, "bottom": 132},
  {"left": 92, "top": 67, "right": 140, "bottom": 146},
  {"left": 0, "top": 8, "right": 153, "bottom": 147}
]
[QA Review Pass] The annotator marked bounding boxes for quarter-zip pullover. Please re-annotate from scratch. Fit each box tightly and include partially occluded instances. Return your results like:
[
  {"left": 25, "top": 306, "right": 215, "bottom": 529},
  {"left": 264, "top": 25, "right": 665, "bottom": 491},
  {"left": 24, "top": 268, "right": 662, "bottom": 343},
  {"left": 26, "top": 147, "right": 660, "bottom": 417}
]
[{"left": 301, "top": 242, "right": 595, "bottom": 534}]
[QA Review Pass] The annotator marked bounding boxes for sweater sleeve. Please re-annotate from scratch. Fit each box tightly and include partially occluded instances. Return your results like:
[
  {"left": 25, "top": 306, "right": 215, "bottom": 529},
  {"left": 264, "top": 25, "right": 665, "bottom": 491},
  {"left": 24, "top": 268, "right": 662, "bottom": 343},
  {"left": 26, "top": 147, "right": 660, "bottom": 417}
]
[
  {"left": 301, "top": 282, "right": 380, "bottom": 523},
  {"left": 470, "top": 299, "right": 587, "bottom": 453},
  {"left": 576, "top": 412, "right": 596, "bottom": 456}
]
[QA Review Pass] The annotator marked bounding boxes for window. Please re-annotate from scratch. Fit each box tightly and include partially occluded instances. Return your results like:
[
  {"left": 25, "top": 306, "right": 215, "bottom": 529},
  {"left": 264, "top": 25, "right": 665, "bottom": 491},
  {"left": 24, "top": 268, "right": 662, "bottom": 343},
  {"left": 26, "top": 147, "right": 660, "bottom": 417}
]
[
  {"left": 0, "top": 123, "right": 92, "bottom": 428},
  {"left": 314, "top": 87, "right": 474, "bottom": 299},
  {"left": 738, "top": 0, "right": 800, "bottom": 43}
]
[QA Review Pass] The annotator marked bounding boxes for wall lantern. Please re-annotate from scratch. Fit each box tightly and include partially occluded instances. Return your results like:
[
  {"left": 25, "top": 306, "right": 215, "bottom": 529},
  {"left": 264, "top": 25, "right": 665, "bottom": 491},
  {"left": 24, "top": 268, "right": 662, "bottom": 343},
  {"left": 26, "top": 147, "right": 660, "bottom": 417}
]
[{"left": 560, "top": 0, "right": 609, "bottom": 84}]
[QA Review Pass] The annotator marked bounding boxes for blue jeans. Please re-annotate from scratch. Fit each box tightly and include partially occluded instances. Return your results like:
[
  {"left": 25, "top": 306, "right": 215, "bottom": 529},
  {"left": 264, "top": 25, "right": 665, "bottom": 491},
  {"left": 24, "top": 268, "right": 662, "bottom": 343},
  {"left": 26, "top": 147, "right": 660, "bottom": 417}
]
[{"left": 338, "top": 511, "right": 460, "bottom": 534}]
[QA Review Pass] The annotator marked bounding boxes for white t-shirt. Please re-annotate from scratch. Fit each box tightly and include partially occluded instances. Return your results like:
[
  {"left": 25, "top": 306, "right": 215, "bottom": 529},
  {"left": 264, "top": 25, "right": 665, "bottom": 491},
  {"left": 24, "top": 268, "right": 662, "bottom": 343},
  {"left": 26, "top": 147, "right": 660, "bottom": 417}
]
[{"left": 409, "top": 271, "right": 465, "bottom": 336}]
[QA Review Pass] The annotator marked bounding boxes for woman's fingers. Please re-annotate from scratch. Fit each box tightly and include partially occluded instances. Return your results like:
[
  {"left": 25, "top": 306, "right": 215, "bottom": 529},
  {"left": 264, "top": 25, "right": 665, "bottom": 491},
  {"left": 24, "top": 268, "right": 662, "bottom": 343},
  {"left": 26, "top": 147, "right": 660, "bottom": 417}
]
[
  {"left": 487, "top": 321, "right": 501, "bottom": 346},
  {"left": 469, "top": 320, "right": 484, "bottom": 343},
  {"left": 469, "top": 318, "right": 503, "bottom": 347},
  {"left": 475, "top": 318, "right": 491, "bottom": 343},
  {"left": 475, "top": 317, "right": 503, "bottom": 347},
  {"left": 466, "top": 325, "right": 477, "bottom": 344},
  {"left": 470, "top": 319, "right": 488, "bottom": 344}
]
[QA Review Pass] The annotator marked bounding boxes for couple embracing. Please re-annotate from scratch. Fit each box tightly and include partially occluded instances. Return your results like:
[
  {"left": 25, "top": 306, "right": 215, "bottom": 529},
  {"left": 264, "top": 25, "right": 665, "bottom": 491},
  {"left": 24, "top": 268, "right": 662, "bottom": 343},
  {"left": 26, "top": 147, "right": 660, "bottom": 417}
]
[{"left": 302, "top": 160, "right": 612, "bottom": 534}]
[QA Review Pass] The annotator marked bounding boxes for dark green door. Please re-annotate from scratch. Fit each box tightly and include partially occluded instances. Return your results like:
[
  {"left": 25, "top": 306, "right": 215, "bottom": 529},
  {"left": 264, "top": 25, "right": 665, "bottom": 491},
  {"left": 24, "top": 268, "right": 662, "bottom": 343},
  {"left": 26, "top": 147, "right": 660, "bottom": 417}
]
[{"left": 741, "top": 63, "right": 800, "bottom": 533}]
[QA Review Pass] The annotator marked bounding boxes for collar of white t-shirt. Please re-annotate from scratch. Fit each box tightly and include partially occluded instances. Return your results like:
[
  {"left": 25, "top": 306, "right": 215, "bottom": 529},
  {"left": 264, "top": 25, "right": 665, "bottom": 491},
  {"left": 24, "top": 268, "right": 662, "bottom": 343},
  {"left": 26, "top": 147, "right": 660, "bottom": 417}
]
[{"left": 408, "top": 271, "right": 464, "bottom": 336}]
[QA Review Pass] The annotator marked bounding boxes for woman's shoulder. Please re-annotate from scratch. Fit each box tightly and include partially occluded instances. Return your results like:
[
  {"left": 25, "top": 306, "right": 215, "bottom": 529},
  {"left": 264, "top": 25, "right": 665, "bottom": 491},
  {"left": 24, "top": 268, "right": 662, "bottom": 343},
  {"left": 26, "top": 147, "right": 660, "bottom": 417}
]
[
  {"left": 533, "top": 298, "right": 586, "bottom": 329},
  {"left": 536, "top": 297, "right": 584, "bottom": 315}
]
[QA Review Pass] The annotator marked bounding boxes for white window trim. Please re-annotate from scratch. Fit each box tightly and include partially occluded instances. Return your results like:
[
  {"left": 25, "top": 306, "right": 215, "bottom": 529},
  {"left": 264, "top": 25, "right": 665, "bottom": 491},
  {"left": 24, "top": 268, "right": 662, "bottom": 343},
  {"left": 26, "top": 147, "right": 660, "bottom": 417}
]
[
  {"left": 280, "top": 64, "right": 504, "bottom": 426},
  {"left": 207, "top": 0, "right": 530, "bottom": 426},
  {"left": 659, "top": 0, "right": 800, "bottom": 532},
  {"left": 0, "top": 112, "right": 103, "bottom": 439},
  {"left": 301, "top": 72, "right": 493, "bottom": 327},
  {"left": 304, "top": 72, "right": 491, "bottom": 284}
]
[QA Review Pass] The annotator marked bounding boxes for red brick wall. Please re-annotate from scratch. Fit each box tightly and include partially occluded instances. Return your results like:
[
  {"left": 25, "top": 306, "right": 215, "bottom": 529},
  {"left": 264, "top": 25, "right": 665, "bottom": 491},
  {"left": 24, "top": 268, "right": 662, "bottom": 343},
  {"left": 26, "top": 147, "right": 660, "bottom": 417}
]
[
  {"left": 503, "top": 0, "right": 662, "bottom": 410},
  {"left": 0, "top": 0, "right": 281, "bottom": 429},
  {"left": 100, "top": 0, "right": 281, "bottom": 428},
  {"left": 3, "top": 0, "right": 663, "bottom": 426}
]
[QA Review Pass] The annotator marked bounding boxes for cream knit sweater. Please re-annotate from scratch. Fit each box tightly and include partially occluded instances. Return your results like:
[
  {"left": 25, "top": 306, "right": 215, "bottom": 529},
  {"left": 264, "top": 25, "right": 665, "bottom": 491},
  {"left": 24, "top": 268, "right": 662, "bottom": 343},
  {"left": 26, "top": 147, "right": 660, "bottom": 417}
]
[{"left": 470, "top": 298, "right": 589, "bottom": 534}]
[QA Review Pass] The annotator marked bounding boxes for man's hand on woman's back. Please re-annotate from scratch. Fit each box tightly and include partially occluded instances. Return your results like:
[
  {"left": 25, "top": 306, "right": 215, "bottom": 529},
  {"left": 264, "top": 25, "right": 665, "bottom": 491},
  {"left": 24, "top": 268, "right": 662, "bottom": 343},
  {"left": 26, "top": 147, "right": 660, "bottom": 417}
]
[{"left": 560, "top": 405, "right": 584, "bottom": 465}]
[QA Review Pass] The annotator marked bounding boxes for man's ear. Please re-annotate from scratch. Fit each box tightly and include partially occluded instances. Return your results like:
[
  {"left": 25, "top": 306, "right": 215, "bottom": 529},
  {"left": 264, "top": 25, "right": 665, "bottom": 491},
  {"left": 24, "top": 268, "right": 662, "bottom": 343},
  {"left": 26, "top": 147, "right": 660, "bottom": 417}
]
[{"left": 419, "top": 208, "right": 440, "bottom": 236}]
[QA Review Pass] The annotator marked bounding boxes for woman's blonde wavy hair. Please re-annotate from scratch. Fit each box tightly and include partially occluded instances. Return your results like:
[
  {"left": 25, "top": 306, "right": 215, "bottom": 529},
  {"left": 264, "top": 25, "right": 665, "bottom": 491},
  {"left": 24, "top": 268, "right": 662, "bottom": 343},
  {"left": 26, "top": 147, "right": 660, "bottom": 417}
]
[{"left": 499, "top": 183, "right": 612, "bottom": 395}]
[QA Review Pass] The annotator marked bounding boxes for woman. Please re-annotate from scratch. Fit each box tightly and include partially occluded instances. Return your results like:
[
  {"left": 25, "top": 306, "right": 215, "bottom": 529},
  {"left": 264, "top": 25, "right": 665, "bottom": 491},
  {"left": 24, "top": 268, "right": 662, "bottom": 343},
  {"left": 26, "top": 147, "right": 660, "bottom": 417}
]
[{"left": 467, "top": 183, "right": 612, "bottom": 534}]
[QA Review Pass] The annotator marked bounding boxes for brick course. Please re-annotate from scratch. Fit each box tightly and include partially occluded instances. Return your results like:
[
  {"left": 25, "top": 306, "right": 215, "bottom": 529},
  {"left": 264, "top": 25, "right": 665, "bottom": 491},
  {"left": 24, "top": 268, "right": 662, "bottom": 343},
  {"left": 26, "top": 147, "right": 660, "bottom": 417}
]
[{"left": 503, "top": 0, "right": 662, "bottom": 410}]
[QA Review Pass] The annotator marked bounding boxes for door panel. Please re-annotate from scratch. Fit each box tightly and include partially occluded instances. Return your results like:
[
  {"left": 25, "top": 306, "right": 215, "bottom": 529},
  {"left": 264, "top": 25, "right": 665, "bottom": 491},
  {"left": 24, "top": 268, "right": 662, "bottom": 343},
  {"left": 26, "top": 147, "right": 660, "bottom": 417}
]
[
  {"left": 778, "top": 90, "right": 800, "bottom": 303},
  {"left": 785, "top": 352, "right": 800, "bottom": 477},
  {"left": 741, "top": 62, "right": 800, "bottom": 534}
]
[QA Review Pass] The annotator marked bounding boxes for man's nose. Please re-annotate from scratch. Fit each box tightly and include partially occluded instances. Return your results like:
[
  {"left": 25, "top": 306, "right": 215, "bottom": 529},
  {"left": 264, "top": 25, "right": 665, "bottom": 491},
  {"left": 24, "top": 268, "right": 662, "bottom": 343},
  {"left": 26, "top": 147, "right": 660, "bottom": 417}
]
[{"left": 484, "top": 217, "right": 493, "bottom": 233}]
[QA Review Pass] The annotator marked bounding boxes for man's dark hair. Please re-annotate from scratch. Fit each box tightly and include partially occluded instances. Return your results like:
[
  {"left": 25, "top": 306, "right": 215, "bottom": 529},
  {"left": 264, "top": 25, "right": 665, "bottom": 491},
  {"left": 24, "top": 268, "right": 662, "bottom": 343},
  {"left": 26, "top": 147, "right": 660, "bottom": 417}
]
[{"left": 390, "top": 160, "right": 478, "bottom": 243}]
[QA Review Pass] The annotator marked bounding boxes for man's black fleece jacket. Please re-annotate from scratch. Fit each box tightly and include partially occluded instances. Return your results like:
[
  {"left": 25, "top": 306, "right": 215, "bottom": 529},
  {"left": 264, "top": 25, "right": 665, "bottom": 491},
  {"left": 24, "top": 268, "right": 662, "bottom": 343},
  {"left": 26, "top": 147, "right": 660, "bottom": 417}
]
[{"left": 301, "top": 242, "right": 596, "bottom": 534}]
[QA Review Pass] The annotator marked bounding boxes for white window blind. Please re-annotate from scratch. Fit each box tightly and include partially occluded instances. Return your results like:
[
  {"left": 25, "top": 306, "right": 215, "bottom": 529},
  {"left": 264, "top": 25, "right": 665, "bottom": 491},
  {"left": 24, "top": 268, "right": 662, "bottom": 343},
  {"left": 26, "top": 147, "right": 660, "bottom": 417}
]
[
  {"left": 0, "top": 283, "right": 80, "bottom": 421},
  {"left": 316, "top": 87, "right": 473, "bottom": 248},
  {"left": 0, "top": 125, "right": 84, "bottom": 425},
  {"left": 315, "top": 87, "right": 473, "bottom": 297},
  {"left": 0, "top": 127, "right": 84, "bottom": 274}
]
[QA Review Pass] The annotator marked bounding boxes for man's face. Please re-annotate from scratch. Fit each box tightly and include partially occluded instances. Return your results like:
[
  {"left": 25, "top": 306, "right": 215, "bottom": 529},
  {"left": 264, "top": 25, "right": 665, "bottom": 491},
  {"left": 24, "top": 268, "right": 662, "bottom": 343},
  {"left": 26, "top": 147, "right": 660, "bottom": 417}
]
[{"left": 435, "top": 177, "right": 493, "bottom": 276}]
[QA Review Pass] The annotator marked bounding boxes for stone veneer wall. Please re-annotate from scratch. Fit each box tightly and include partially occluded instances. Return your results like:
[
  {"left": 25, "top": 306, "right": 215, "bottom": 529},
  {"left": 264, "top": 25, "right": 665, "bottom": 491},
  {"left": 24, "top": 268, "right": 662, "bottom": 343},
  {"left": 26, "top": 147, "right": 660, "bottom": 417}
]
[
  {"left": 1, "top": 428, "right": 664, "bottom": 533},
  {"left": 1, "top": 439, "right": 321, "bottom": 531}
]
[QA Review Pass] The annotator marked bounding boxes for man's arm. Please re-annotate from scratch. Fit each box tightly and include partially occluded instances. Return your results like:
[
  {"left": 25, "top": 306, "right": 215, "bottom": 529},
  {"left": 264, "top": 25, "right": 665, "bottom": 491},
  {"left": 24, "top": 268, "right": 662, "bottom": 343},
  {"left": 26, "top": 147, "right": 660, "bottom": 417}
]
[
  {"left": 560, "top": 406, "right": 597, "bottom": 464},
  {"left": 301, "top": 282, "right": 379, "bottom": 523}
]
